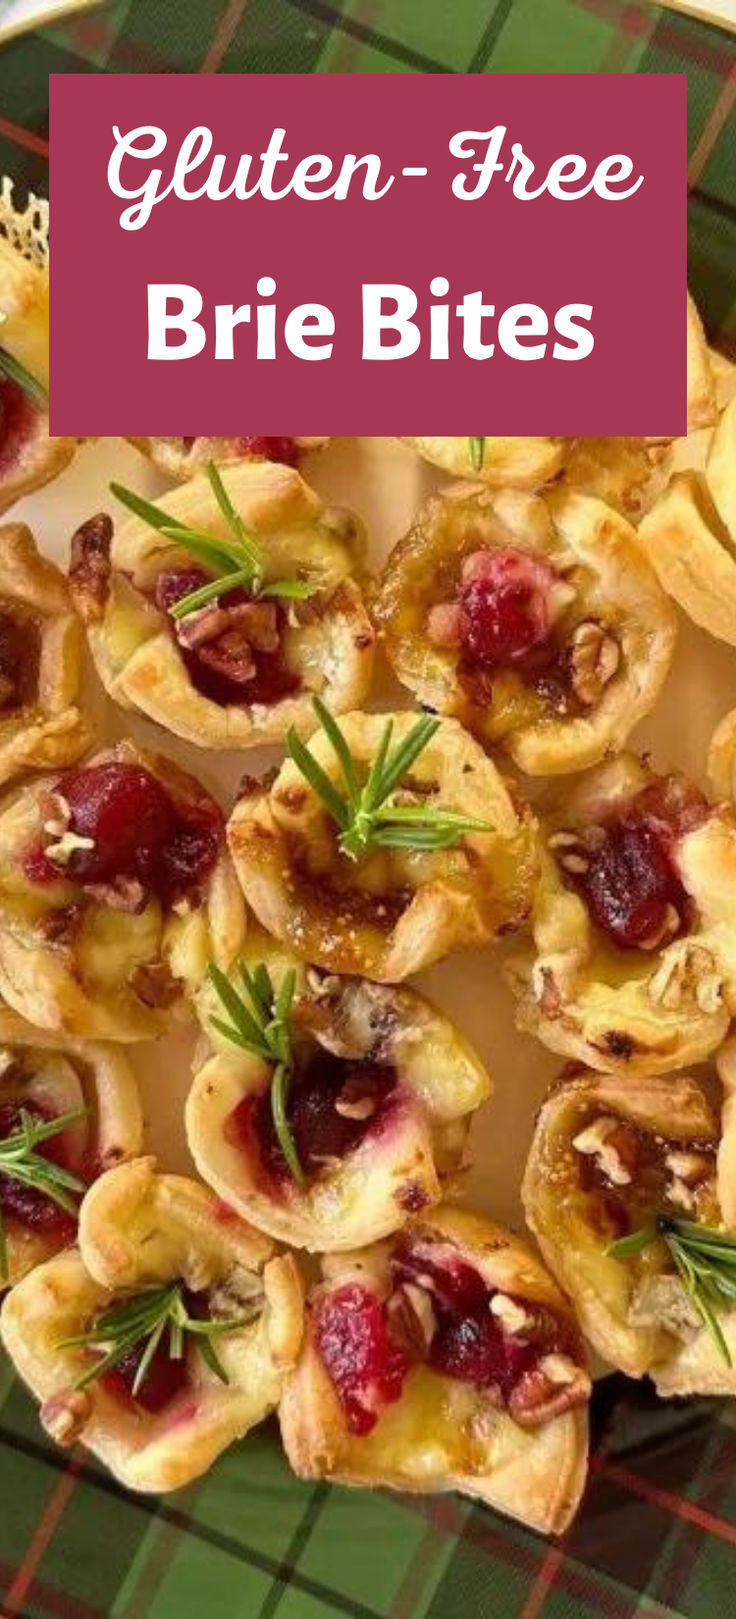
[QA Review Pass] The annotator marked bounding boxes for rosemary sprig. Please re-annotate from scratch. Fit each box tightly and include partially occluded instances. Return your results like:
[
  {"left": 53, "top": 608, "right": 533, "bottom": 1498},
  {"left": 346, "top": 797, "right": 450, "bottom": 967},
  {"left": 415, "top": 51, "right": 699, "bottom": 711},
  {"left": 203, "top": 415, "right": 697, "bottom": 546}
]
[
  {"left": 0, "top": 1107, "right": 86, "bottom": 1280},
  {"left": 209, "top": 961, "right": 305, "bottom": 1185},
  {"left": 607, "top": 1216, "right": 736, "bottom": 1366},
  {"left": 468, "top": 436, "right": 486, "bottom": 472},
  {"left": 0, "top": 344, "right": 48, "bottom": 408},
  {"left": 59, "top": 1280, "right": 258, "bottom": 1394},
  {"left": 110, "top": 460, "right": 317, "bottom": 618},
  {"left": 286, "top": 696, "right": 493, "bottom": 862}
]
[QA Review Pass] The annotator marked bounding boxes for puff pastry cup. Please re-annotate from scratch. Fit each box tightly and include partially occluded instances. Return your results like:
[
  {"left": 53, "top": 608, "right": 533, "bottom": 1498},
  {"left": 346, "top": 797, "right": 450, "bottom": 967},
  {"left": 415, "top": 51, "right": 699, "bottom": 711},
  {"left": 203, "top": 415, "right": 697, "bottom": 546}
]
[
  {"left": 523, "top": 1057, "right": 736, "bottom": 1393},
  {"left": 0, "top": 231, "right": 76, "bottom": 514},
  {"left": 0, "top": 739, "right": 245, "bottom": 1040},
  {"left": 128, "top": 435, "right": 329, "bottom": 482},
  {"left": 400, "top": 436, "right": 569, "bottom": 489},
  {"left": 187, "top": 940, "right": 491, "bottom": 1251},
  {"left": 227, "top": 710, "right": 538, "bottom": 982},
  {"left": 507, "top": 753, "right": 736, "bottom": 1075},
  {"left": 374, "top": 485, "right": 676, "bottom": 775},
  {"left": 401, "top": 436, "right": 653, "bottom": 515},
  {"left": 637, "top": 372, "right": 736, "bottom": 646},
  {"left": 279, "top": 1204, "right": 590, "bottom": 1535},
  {"left": 0, "top": 524, "right": 91, "bottom": 787},
  {"left": 0, "top": 1008, "right": 141, "bottom": 1289},
  {"left": 69, "top": 459, "right": 374, "bottom": 751},
  {"left": 0, "top": 1156, "right": 304, "bottom": 1492}
]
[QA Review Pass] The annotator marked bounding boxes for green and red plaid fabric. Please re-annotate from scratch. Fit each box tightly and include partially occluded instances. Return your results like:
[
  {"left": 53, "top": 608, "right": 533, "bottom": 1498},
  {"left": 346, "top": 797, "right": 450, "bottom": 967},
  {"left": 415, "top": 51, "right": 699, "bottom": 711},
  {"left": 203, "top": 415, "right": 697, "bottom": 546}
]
[{"left": 1, "top": 2, "right": 736, "bottom": 1615}]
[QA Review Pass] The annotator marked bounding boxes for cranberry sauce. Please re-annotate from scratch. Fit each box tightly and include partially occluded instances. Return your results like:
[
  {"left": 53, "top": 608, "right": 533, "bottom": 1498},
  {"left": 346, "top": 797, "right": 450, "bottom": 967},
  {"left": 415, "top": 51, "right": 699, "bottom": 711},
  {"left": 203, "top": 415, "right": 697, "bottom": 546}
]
[
  {"left": 0, "top": 377, "right": 36, "bottom": 478},
  {"left": 154, "top": 568, "right": 300, "bottom": 709},
  {"left": 26, "top": 761, "right": 221, "bottom": 906},
  {"left": 226, "top": 1051, "right": 397, "bottom": 1187},
  {"left": 313, "top": 1282, "right": 409, "bottom": 1435},
  {"left": 0, "top": 1100, "right": 78, "bottom": 1241},
  {"left": 568, "top": 777, "right": 708, "bottom": 952},
  {"left": 313, "top": 1244, "right": 584, "bottom": 1436}
]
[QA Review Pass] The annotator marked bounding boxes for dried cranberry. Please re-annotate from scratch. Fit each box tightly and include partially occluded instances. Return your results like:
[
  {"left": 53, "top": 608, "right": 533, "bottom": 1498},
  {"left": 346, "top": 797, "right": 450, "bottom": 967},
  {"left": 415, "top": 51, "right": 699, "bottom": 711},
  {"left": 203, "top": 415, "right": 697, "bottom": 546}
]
[
  {"left": 458, "top": 549, "right": 556, "bottom": 669},
  {"left": 0, "top": 1101, "right": 79, "bottom": 1240},
  {"left": 60, "top": 763, "right": 175, "bottom": 886},
  {"left": 580, "top": 818, "right": 689, "bottom": 950},
  {"left": 313, "top": 1283, "right": 408, "bottom": 1435},
  {"left": 0, "top": 377, "right": 36, "bottom": 477},
  {"left": 228, "top": 1054, "right": 396, "bottom": 1186},
  {"left": 32, "top": 762, "right": 221, "bottom": 907},
  {"left": 235, "top": 436, "right": 298, "bottom": 466},
  {"left": 102, "top": 1342, "right": 190, "bottom": 1414},
  {"left": 433, "top": 1306, "right": 535, "bottom": 1390}
]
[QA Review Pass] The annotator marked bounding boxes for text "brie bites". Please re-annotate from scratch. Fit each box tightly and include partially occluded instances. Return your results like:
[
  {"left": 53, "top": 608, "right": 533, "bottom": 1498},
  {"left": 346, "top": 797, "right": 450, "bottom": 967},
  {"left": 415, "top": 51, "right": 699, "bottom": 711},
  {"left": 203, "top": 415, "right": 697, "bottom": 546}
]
[{"left": 148, "top": 282, "right": 594, "bottom": 364}]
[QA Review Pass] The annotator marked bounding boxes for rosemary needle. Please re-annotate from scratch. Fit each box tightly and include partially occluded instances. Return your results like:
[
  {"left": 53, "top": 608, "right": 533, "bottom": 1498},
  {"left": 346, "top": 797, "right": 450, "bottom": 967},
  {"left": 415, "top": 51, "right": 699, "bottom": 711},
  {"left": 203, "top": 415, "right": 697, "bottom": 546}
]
[
  {"left": 286, "top": 697, "right": 493, "bottom": 861},
  {"left": 111, "top": 460, "right": 317, "bottom": 618}
]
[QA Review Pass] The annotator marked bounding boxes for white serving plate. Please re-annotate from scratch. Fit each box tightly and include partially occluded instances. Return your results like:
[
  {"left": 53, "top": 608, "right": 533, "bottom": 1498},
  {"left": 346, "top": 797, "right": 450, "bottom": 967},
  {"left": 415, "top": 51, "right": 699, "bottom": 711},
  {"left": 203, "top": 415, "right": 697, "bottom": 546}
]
[{"left": 11, "top": 433, "right": 736, "bottom": 1236}]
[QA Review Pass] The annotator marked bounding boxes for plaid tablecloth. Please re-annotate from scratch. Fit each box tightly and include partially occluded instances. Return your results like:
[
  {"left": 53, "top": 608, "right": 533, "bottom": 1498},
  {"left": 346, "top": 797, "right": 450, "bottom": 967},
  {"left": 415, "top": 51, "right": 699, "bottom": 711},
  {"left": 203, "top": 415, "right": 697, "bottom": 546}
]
[{"left": 1, "top": 4, "right": 736, "bottom": 1616}]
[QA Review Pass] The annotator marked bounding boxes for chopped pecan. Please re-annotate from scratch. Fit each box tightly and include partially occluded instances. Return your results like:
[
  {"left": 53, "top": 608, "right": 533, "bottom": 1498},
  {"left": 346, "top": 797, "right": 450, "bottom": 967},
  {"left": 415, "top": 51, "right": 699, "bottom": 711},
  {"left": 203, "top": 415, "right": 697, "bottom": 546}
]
[
  {"left": 41, "top": 1388, "right": 93, "bottom": 1446},
  {"left": 387, "top": 1281, "right": 437, "bottom": 1356},
  {"left": 508, "top": 1355, "right": 590, "bottom": 1427},
  {"left": 129, "top": 958, "right": 180, "bottom": 1009},
  {"left": 572, "top": 1115, "right": 639, "bottom": 1186},
  {"left": 176, "top": 600, "right": 280, "bottom": 687},
  {"left": 68, "top": 514, "right": 113, "bottom": 622}
]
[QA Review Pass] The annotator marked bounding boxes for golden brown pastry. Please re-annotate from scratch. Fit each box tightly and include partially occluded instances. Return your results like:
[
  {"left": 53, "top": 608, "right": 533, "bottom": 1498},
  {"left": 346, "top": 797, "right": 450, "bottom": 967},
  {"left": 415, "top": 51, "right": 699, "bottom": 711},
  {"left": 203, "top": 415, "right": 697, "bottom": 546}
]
[
  {"left": 0, "top": 1156, "right": 304, "bottom": 1492},
  {"left": 400, "top": 435, "right": 654, "bottom": 514},
  {"left": 523, "top": 1058, "right": 736, "bottom": 1393},
  {"left": 375, "top": 485, "right": 675, "bottom": 775},
  {"left": 0, "top": 213, "right": 76, "bottom": 513},
  {"left": 187, "top": 939, "right": 491, "bottom": 1250},
  {"left": 638, "top": 472, "right": 736, "bottom": 646},
  {"left": 706, "top": 394, "right": 736, "bottom": 545},
  {"left": 507, "top": 753, "right": 736, "bottom": 1075},
  {"left": 128, "top": 435, "right": 329, "bottom": 482},
  {"left": 69, "top": 460, "right": 374, "bottom": 751},
  {"left": 0, "top": 740, "right": 245, "bottom": 1039},
  {"left": 400, "top": 436, "right": 568, "bottom": 488},
  {"left": 279, "top": 1204, "right": 590, "bottom": 1535},
  {"left": 0, "top": 524, "right": 91, "bottom": 787},
  {"left": 0, "top": 1008, "right": 141, "bottom": 1289},
  {"left": 227, "top": 706, "right": 537, "bottom": 982}
]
